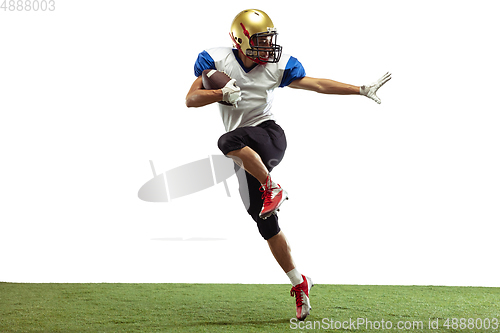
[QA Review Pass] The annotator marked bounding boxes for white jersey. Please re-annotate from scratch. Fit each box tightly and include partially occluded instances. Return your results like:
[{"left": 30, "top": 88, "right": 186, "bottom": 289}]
[{"left": 194, "top": 47, "right": 305, "bottom": 132}]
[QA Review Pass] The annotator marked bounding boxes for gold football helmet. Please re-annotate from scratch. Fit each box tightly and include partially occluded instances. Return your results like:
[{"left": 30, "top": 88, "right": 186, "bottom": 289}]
[{"left": 230, "top": 9, "right": 282, "bottom": 64}]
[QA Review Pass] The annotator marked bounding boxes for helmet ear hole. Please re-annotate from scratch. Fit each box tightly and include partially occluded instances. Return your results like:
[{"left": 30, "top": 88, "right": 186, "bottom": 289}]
[{"left": 237, "top": 37, "right": 242, "bottom": 44}]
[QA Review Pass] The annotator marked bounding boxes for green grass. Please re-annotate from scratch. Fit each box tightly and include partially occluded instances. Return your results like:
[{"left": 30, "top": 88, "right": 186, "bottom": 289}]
[{"left": 0, "top": 283, "right": 499, "bottom": 332}]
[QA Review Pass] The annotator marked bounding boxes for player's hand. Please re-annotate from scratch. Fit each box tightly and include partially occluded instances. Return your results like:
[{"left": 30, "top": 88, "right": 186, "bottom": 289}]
[
  {"left": 360, "top": 72, "right": 391, "bottom": 104},
  {"left": 221, "top": 79, "right": 242, "bottom": 107}
]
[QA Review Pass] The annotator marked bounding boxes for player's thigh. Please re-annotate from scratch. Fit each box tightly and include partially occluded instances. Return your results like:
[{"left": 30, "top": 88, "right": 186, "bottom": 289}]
[{"left": 252, "top": 124, "right": 287, "bottom": 172}]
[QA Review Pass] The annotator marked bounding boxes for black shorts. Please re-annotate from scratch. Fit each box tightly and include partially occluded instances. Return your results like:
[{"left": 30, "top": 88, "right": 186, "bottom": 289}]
[
  {"left": 217, "top": 120, "right": 287, "bottom": 240},
  {"left": 217, "top": 120, "right": 287, "bottom": 172}
]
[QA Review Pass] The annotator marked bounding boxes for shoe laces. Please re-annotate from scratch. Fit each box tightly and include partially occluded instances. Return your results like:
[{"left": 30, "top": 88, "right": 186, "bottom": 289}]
[
  {"left": 259, "top": 176, "right": 279, "bottom": 202},
  {"left": 290, "top": 285, "right": 304, "bottom": 307}
]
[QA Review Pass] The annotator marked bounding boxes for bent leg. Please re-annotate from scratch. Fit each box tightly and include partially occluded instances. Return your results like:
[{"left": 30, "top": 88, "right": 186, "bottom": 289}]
[
  {"left": 217, "top": 123, "right": 285, "bottom": 185},
  {"left": 234, "top": 164, "right": 281, "bottom": 238},
  {"left": 227, "top": 146, "right": 269, "bottom": 185}
]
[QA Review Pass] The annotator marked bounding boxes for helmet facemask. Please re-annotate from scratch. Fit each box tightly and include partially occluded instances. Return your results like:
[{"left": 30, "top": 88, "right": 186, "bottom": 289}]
[{"left": 246, "top": 28, "right": 282, "bottom": 64}]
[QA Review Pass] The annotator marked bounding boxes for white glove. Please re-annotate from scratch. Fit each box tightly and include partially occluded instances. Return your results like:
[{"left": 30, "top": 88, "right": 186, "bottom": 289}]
[
  {"left": 221, "top": 79, "right": 242, "bottom": 107},
  {"left": 360, "top": 72, "right": 392, "bottom": 104}
]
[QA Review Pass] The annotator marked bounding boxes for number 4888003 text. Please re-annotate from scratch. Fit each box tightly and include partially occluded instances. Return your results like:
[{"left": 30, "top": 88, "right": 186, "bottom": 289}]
[{"left": 1, "top": 0, "right": 55, "bottom": 11}]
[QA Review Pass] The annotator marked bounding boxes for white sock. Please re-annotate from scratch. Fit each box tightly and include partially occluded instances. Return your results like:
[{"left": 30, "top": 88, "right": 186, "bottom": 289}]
[{"left": 286, "top": 268, "right": 304, "bottom": 286}]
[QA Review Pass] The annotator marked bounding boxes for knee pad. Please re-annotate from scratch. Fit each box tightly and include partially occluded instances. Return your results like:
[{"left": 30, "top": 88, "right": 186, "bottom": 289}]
[
  {"left": 217, "top": 132, "right": 244, "bottom": 156},
  {"left": 249, "top": 210, "right": 281, "bottom": 240},
  {"left": 217, "top": 133, "right": 230, "bottom": 154}
]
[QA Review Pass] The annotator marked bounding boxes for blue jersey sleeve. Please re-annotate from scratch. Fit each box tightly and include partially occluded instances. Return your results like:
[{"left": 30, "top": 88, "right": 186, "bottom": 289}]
[
  {"left": 194, "top": 50, "right": 216, "bottom": 77},
  {"left": 279, "top": 56, "right": 306, "bottom": 87}
]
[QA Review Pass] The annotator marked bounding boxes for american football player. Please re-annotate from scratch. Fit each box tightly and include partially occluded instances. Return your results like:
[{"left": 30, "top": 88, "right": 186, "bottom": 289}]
[{"left": 186, "top": 9, "right": 391, "bottom": 321}]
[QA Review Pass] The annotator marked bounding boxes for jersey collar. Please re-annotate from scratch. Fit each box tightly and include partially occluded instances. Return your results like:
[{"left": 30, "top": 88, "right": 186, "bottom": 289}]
[{"left": 232, "top": 49, "right": 258, "bottom": 73}]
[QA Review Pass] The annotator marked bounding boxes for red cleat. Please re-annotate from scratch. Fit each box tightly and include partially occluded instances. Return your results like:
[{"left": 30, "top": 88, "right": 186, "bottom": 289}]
[
  {"left": 259, "top": 175, "right": 288, "bottom": 219},
  {"left": 290, "top": 275, "right": 313, "bottom": 321}
]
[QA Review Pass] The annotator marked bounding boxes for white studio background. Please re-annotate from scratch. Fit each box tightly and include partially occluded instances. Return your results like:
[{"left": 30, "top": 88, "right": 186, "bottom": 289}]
[{"left": 1, "top": 0, "right": 499, "bottom": 286}]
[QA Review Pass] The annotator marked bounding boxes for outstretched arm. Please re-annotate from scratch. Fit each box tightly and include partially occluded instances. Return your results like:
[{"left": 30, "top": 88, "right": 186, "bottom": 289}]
[
  {"left": 289, "top": 76, "right": 360, "bottom": 95},
  {"left": 289, "top": 73, "right": 391, "bottom": 104}
]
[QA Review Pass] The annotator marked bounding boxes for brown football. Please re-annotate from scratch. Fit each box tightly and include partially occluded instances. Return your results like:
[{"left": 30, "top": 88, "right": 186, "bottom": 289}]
[{"left": 202, "top": 69, "right": 233, "bottom": 105}]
